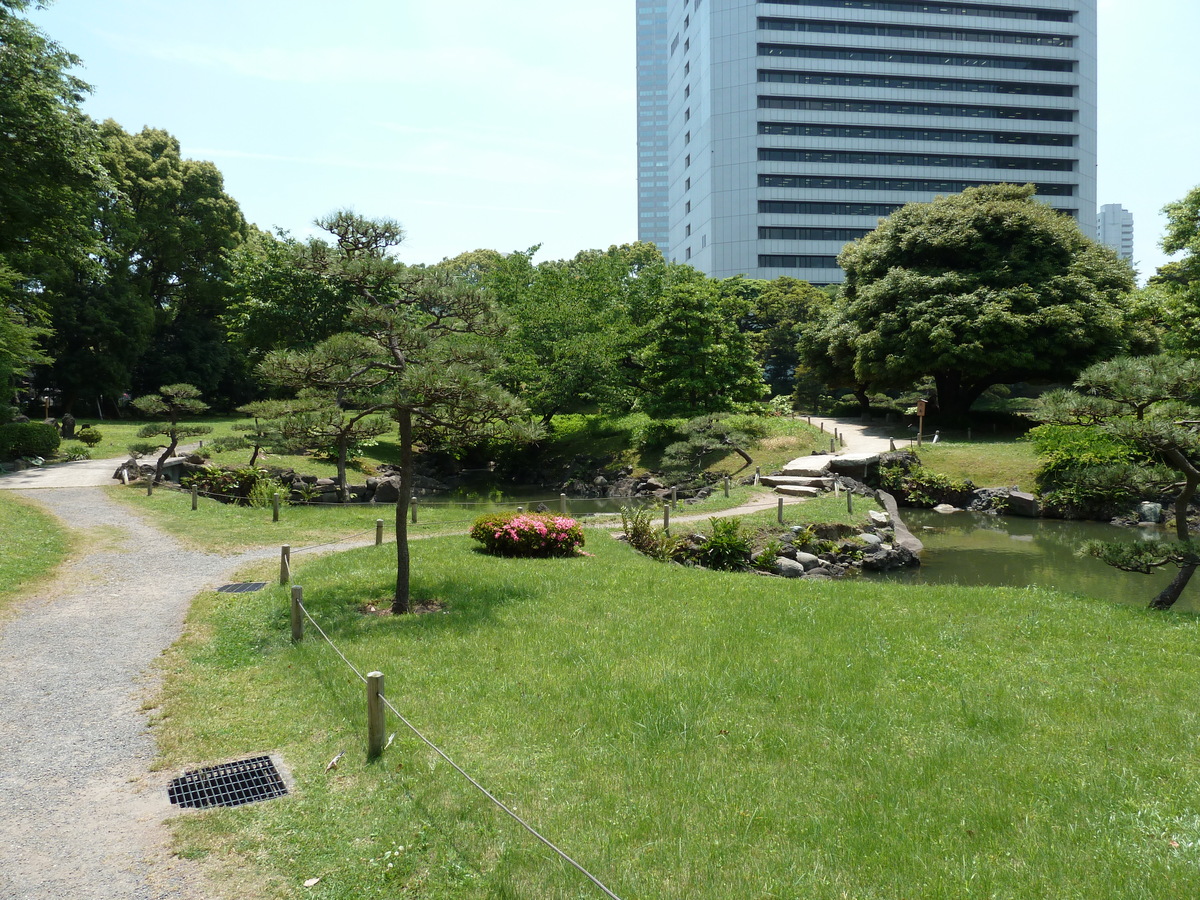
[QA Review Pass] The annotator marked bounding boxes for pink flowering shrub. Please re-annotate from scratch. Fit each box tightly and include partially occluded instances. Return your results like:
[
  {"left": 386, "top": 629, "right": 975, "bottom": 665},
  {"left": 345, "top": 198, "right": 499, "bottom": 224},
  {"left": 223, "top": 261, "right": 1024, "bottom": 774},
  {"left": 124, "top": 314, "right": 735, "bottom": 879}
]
[{"left": 470, "top": 512, "right": 585, "bottom": 558}]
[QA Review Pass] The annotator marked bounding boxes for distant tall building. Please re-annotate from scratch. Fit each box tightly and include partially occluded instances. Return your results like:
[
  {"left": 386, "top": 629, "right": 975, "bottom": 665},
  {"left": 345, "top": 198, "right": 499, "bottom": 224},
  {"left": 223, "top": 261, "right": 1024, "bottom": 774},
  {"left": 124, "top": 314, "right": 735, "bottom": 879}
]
[
  {"left": 636, "top": 2, "right": 671, "bottom": 256},
  {"left": 638, "top": 0, "right": 1098, "bottom": 284},
  {"left": 1097, "top": 203, "right": 1134, "bottom": 262}
]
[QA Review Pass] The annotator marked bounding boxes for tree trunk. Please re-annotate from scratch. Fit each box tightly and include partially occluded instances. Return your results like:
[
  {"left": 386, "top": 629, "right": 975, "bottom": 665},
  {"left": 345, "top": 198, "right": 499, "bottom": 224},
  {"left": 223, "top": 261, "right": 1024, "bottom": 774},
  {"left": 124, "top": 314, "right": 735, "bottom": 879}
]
[
  {"left": 1150, "top": 563, "right": 1198, "bottom": 610},
  {"left": 1151, "top": 450, "right": 1200, "bottom": 610},
  {"left": 392, "top": 408, "right": 414, "bottom": 614},
  {"left": 932, "top": 372, "right": 989, "bottom": 421},
  {"left": 336, "top": 437, "right": 350, "bottom": 503},
  {"left": 154, "top": 435, "right": 179, "bottom": 484},
  {"left": 853, "top": 385, "right": 871, "bottom": 415}
]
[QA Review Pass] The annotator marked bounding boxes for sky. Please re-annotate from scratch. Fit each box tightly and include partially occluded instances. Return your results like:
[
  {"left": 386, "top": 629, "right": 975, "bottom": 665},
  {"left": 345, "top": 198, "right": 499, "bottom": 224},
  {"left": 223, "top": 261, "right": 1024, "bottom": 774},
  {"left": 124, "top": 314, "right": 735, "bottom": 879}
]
[{"left": 29, "top": 0, "right": 1200, "bottom": 279}]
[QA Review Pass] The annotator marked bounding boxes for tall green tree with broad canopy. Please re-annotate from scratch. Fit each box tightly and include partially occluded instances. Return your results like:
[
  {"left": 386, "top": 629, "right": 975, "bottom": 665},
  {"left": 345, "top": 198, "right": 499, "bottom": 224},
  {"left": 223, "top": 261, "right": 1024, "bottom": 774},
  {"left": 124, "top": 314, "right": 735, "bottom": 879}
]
[
  {"left": 281, "top": 211, "right": 528, "bottom": 614},
  {"left": 0, "top": 0, "right": 105, "bottom": 396},
  {"left": 635, "top": 277, "right": 767, "bottom": 416},
  {"left": 1037, "top": 355, "right": 1200, "bottom": 610},
  {"left": 837, "top": 184, "right": 1136, "bottom": 419}
]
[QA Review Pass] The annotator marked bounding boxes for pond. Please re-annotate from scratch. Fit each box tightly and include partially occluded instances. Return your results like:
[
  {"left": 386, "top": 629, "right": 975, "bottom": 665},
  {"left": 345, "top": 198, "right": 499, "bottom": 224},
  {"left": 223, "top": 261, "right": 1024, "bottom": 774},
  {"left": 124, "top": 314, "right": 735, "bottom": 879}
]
[{"left": 866, "top": 509, "right": 1200, "bottom": 613}]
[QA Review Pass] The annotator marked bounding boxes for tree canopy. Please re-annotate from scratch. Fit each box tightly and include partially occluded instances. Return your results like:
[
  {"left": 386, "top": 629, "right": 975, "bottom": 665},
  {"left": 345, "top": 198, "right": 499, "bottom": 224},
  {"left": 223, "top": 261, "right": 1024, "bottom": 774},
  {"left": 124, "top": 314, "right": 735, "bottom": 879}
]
[
  {"left": 1037, "top": 354, "right": 1200, "bottom": 609},
  {"left": 836, "top": 184, "right": 1137, "bottom": 418},
  {"left": 1152, "top": 185, "right": 1200, "bottom": 353}
]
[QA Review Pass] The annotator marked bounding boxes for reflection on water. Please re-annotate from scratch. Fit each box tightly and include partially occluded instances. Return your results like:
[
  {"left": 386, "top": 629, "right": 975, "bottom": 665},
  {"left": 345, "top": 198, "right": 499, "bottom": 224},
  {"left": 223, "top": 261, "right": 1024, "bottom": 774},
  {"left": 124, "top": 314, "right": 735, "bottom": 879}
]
[{"left": 867, "top": 509, "right": 1200, "bottom": 612}]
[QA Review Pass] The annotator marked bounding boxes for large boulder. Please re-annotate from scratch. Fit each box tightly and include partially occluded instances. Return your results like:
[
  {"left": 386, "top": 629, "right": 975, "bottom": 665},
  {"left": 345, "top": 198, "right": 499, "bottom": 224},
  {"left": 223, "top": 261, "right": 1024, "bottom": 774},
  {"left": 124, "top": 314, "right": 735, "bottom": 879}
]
[
  {"left": 372, "top": 476, "right": 403, "bottom": 504},
  {"left": 1008, "top": 491, "right": 1040, "bottom": 518}
]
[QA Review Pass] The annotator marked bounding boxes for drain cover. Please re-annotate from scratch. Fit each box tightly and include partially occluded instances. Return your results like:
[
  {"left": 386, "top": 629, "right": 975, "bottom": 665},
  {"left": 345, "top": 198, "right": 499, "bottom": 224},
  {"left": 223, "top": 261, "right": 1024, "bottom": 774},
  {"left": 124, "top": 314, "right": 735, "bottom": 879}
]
[
  {"left": 216, "top": 582, "right": 268, "bottom": 593},
  {"left": 168, "top": 755, "right": 287, "bottom": 809}
]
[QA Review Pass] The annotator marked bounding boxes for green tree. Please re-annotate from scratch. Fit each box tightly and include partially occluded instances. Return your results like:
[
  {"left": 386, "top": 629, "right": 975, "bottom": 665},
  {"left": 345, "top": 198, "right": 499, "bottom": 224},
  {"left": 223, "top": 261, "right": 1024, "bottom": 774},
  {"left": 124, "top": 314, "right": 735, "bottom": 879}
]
[
  {"left": 257, "top": 332, "right": 393, "bottom": 501},
  {"left": 289, "top": 211, "right": 528, "bottom": 613},
  {"left": 635, "top": 279, "right": 766, "bottom": 416},
  {"left": 1153, "top": 186, "right": 1200, "bottom": 353},
  {"left": 486, "top": 246, "right": 644, "bottom": 425},
  {"left": 837, "top": 184, "right": 1136, "bottom": 419},
  {"left": 1037, "top": 355, "right": 1200, "bottom": 609},
  {"left": 38, "top": 123, "right": 248, "bottom": 410},
  {"left": 0, "top": 0, "right": 104, "bottom": 395},
  {"left": 224, "top": 228, "right": 358, "bottom": 362},
  {"left": 131, "top": 383, "right": 211, "bottom": 483},
  {"left": 722, "top": 276, "right": 829, "bottom": 397}
]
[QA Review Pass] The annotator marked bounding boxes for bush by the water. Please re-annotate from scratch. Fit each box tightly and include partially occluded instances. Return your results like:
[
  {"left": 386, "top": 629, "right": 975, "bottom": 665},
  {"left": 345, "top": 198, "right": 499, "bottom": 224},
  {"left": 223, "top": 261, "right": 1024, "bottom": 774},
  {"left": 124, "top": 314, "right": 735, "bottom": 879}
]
[
  {"left": 0, "top": 421, "right": 61, "bottom": 460},
  {"left": 470, "top": 512, "right": 584, "bottom": 558},
  {"left": 879, "top": 464, "right": 973, "bottom": 508}
]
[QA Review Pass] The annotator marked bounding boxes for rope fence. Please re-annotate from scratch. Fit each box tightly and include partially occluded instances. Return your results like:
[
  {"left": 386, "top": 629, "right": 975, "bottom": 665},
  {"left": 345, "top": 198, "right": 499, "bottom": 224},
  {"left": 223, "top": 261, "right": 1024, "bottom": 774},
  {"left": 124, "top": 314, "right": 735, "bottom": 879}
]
[{"left": 288, "top": 584, "right": 625, "bottom": 900}]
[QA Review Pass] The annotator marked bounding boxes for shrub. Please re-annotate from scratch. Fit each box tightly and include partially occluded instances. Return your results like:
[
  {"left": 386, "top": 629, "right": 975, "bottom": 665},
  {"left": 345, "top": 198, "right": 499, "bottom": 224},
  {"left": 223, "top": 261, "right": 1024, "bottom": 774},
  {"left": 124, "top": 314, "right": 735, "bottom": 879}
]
[
  {"left": 0, "top": 421, "right": 61, "bottom": 460},
  {"left": 470, "top": 512, "right": 585, "bottom": 558},
  {"left": 694, "top": 517, "right": 752, "bottom": 571},
  {"left": 182, "top": 464, "right": 284, "bottom": 505},
  {"left": 76, "top": 427, "right": 102, "bottom": 447},
  {"left": 58, "top": 443, "right": 92, "bottom": 461},
  {"left": 880, "top": 465, "right": 972, "bottom": 508},
  {"left": 620, "top": 505, "right": 681, "bottom": 561}
]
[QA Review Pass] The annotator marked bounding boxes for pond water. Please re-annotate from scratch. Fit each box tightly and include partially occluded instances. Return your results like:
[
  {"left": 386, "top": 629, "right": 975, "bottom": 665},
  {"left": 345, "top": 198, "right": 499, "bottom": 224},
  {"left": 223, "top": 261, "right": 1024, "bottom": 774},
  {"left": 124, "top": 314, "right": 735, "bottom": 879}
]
[{"left": 866, "top": 509, "right": 1200, "bottom": 612}]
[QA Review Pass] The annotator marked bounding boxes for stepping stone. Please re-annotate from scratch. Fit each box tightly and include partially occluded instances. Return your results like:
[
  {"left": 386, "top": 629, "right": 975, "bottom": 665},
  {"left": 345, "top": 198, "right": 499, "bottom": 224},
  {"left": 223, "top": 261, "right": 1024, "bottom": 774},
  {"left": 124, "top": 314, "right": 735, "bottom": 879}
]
[
  {"left": 781, "top": 454, "right": 835, "bottom": 477},
  {"left": 760, "top": 475, "right": 832, "bottom": 488},
  {"left": 774, "top": 485, "right": 823, "bottom": 498}
]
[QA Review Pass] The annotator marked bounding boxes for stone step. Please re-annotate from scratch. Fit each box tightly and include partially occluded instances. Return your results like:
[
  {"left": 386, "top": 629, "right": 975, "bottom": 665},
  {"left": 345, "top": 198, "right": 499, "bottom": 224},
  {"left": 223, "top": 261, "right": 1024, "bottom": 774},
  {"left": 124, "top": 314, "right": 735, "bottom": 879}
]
[
  {"left": 761, "top": 475, "right": 832, "bottom": 488},
  {"left": 780, "top": 453, "right": 836, "bottom": 477},
  {"left": 774, "top": 485, "right": 823, "bottom": 498}
]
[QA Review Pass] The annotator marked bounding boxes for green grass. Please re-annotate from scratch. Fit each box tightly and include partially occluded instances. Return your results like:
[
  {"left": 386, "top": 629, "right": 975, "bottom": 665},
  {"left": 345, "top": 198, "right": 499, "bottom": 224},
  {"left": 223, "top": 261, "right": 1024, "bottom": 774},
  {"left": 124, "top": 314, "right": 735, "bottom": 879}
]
[
  {"left": 155, "top": 529, "right": 1200, "bottom": 899},
  {"left": 58, "top": 416, "right": 246, "bottom": 460},
  {"left": 909, "top": 437, "right": 1040, "bottom": 491},
  {"left": 0, "top": 493, "right": 71, "bottom": 616}
]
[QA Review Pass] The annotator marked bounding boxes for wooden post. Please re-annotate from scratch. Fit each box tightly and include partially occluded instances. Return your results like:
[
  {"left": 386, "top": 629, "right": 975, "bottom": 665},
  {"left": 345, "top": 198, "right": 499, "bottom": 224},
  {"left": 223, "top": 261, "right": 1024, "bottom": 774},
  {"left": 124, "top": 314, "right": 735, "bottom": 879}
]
[
  {"left": 754, "top": 466, "right": 761, "bottom": 486},
  {"left": 279, "top": 545, "right": 291, "bottom": 585},
  {"left": 121, "top": 468, "right": 129, "bottom": 485},
  {"left": 840, "top": 432, "right": 846, "bottom": 448},
  {"left": 777, "top": 497, "right": 784, "bottom": 525},
  {"left": 663, "top": 502, "right": 670, "bottom": 533},
  {"left": 410, "top": 497, "right": 417, "bottom": 524},
  {"left": 272, "top": 492, "right": 280, "bottom": 523},
  {"left": 834, "top": 479, "right": 840, "bottom": 498},
  {"left": 820, "top": 422, "right": 825, "bottom": 432},
  {"left": 723, "top": 475, "right": 730, "bottom": 497},
  {"left": 191, "top": 483, "right": 198, "bottom": 511},
  {"left": 367, "top": 671, "right": 385, "bottom": 761},
  {"left": 375, "top": 519, "right": 384, "bottom": 546},
  {"left": 830, "top": 437, "right": 836, "bottom": 454},
  {"left": 146, "top": 479, "right": 153, "bottom": 497},
  {"left": 889, "top": 438, "right": 896, "bottom": 452},
  {"left": 290, "top": 585, "right": 303, "bottom": 642},
  {"left": 917, "top": 398, "right": 927, "bottom": 448},
  {"left": 560, "top": 493, "right": 568, "bottom": 515},
  {"left": 670, "top": 488, "right": 677, "bottom": 509},
  {"left": 847, "top": 488, "right": 854, "bottom": 514}
]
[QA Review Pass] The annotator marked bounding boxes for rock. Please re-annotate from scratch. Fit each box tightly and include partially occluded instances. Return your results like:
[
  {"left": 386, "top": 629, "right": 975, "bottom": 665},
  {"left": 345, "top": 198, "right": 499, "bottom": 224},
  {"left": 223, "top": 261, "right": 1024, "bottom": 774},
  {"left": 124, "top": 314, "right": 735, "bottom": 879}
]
[
  {"left": 776, "top": 557, "right": 805, "bottom": 578},
  {"left": 1138, "top": 501, "right": 1163, "bottom": 524},
  {"left": 1008, "top": 491, "right": 1040, "bottom": 518},
  {"left": 874, "top": 490, "right": 924, "bottom": 555},
  {"left": 804, "top": 573, "right": 832, "bottom": 581},
  {"left": 868, "top": 509, "right": 891, "bottom": 527},
  {"left": 794, "top": 551, "right": 822, "bottom": 570},
  {"left": 60, "top": 414, "right": 76, "bottom": 439},
  {"left": 315, "top": 477, "right": 335, "bottom": 487},
  {"left": 807, "top": 567, "right": 833, "bottom": 577},
  {"left": 860, "top": 533, "right": 883, "bottom": 547},
  {"left": 780, "top": 454, "right": 835, "bottom": 477},
  {"left": 829, "top": 452, "right": 880, "bottom": 472},
  {"left": 372, "top": 476, "right": 403, "bottom": 503},
  {"left": 774, "top": 485, "right": 822, "bottom": 498},
  {"left": 760, "top": 475, "right": 832, "bottom": 488},
  {"left": 933, "top": 504, "right": 960, "bottom": 514}
]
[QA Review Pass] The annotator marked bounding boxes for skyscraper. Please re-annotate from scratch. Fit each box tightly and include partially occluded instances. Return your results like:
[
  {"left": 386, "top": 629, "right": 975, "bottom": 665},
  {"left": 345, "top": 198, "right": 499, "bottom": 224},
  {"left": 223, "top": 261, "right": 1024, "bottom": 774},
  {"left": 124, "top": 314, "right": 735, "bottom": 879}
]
[
  {"left": 638, "top": 0, "right": 1097, "bottom": 284},
  {"left": 636, "top": 3, "right": 671, "bottom": 255},
  {"left": 1097, "top": 203, "right": 1134, "bottom": 263}
]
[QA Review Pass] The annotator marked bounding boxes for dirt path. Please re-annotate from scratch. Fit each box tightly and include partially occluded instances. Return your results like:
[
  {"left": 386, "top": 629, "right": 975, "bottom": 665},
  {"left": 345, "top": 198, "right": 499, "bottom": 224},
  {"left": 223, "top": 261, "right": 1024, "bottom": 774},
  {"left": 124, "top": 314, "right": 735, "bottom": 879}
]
[{"left": 0, "top": 485, "right": 272, "bottom": 900}]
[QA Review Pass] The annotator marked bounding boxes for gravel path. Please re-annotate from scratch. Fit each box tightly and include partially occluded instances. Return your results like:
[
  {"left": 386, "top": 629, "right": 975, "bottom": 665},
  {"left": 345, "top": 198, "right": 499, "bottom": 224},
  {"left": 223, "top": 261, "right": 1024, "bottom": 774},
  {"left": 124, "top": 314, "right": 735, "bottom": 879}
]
[{"left": 0, "top": 484, "right": 274, "bottom": 900}]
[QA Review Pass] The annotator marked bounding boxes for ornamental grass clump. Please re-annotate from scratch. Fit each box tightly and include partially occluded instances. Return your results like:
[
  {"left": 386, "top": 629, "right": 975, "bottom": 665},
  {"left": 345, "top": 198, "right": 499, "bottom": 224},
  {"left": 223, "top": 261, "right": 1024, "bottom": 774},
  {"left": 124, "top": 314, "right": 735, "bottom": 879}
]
[{"left": 470, "top": 512, "right": 585, "bottom": 558}]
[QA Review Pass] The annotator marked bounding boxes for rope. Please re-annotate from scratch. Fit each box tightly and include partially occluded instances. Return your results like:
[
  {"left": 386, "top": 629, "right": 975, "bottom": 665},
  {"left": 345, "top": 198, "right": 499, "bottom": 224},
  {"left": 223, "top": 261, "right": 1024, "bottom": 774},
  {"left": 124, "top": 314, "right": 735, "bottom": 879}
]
[{"left": 293, "top": 597, "right": 625, "bottom": 900}]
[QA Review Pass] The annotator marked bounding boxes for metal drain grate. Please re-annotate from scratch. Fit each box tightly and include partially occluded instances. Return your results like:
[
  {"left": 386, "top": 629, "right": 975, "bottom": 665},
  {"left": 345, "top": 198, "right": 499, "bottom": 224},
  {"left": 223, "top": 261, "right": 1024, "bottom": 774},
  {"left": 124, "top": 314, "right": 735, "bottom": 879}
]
[
  {"left": 168, "top": 755, "right": 288, "bottom": 809},
  {"left": 216, "top": 582, "right": 268, "bottom": 593}
]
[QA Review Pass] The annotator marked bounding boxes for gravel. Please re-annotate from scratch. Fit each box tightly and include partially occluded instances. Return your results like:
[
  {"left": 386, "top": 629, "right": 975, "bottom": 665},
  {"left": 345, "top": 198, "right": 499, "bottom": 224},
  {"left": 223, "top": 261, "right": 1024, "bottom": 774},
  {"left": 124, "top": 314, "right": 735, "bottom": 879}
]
[{"left": 0, "top": 485, "right": 275, "bottom": 899}]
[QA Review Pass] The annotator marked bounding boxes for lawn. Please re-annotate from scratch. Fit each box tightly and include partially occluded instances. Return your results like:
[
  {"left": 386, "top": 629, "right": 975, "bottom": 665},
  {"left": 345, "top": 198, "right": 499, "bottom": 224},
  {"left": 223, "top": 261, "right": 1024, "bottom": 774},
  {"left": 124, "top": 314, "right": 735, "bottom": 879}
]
[
  {"left": 154, "top": 524, "right": 1200, "bottom": 899},
  {"left": 907, "top": 436, "right": 1040, "bottom": 491},
  {"left": 0, "top": 492, "right": 71, "bottom": 617}
]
